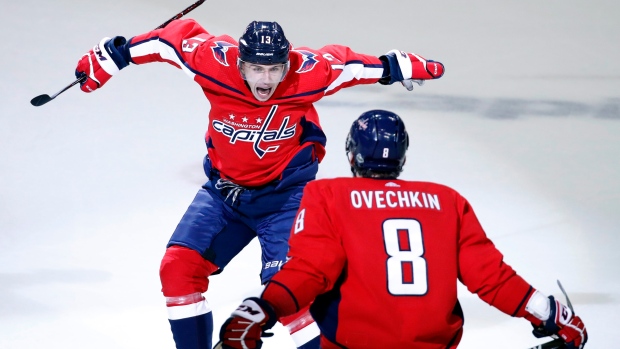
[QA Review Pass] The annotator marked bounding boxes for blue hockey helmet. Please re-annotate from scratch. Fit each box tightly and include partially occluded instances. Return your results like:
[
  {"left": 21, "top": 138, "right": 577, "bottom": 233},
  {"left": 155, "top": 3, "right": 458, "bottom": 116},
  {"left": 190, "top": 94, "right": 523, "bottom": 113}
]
[
  {"left": 238, "top": 21, "right": 290, "bottom": 65},
  {"left": 346, "top": 110, "right": 409, "bottom": 177}
]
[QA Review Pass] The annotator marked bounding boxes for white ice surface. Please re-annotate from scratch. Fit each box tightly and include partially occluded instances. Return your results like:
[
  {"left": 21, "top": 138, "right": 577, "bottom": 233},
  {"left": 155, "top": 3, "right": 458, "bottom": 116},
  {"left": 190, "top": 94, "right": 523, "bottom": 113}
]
[{"left": 1, "top": 0, "right": 618, "bottom": 348}]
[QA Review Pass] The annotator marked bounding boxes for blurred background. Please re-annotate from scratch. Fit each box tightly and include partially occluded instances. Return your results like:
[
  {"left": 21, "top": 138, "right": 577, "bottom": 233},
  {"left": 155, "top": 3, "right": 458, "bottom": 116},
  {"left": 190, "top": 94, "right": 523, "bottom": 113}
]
[{"left": 1, "top": 0, "right": 618, "bottom": 347}]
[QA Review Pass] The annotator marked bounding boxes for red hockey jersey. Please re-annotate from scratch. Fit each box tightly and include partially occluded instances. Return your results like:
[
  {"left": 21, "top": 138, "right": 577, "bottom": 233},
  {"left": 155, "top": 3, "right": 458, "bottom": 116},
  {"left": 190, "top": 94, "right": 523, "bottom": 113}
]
[
  {"left": 263, "top": 177, "right": 536, "bottom": 348},
  {"left": 126, "top": 19, "right": 385, "bottom": 186}
]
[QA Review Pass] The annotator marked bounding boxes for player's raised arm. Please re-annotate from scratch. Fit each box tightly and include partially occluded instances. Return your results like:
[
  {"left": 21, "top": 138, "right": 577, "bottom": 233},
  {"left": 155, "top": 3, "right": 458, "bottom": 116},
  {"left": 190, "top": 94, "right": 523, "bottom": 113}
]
[
  {"left": 312, "top": 44, "right": 444, "bottom": 96},
  {"left": 74, "top": 19, "right": 214, "bottom": 93}
]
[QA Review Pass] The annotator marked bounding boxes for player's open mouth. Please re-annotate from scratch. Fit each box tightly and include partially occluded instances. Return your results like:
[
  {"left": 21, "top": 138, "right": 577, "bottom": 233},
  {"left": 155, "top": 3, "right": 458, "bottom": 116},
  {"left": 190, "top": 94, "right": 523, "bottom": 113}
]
[{"left": 256, "top": 87, "right": 272, "bottom": 98}]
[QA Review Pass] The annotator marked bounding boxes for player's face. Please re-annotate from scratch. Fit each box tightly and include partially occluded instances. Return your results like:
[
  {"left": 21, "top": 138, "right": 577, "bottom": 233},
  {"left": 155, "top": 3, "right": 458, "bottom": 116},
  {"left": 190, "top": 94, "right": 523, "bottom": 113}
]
[{"left": 240, "top": 62, "right": 288, "bottom": 101}]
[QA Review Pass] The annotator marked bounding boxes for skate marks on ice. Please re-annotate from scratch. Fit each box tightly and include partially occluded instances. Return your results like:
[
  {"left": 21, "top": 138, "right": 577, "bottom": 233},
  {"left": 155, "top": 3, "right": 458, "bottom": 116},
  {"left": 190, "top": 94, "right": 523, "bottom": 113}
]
[
  {"left": 558, "top": 291, "right": 616, "bottom": 306},
  {"left": 320, "top": 94, "right": 620, "bottom": 120}
]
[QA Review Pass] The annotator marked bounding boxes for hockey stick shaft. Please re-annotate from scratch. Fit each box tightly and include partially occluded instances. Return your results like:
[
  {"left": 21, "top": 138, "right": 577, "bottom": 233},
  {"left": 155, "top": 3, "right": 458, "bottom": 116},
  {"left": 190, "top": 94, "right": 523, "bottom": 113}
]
[
  {"left": 31, "top": 75, "right": 86, "bottom": 106},
  {"left": 527, "top": 338, "right": 565, "bottom": 349},
  {"left": 30, "top": 0, "right": 207, "bottom": 107},
  {"left": 557, "top": 280, "right": 574, "bottom": 312},
  {"left": 156, "top": 0, "right": 206, "bottom": 29}
]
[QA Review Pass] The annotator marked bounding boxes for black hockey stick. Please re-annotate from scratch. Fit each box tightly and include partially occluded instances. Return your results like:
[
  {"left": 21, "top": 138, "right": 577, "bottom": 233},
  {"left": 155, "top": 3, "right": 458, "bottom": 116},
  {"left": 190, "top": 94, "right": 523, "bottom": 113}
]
[
  {"left": 527, "top": 338, "right": 565, "bottom": 349},
  {"left": 30, "top": 0, "right": 207, "bottom": 107},
  {"left": 155, "top": 0, "right": 206, "bottom": 30},
  {"left": 526, "top": 280, "right": 575, "bottom": 349},
  {"left": 30, "top": 75, "right": 87, "bottom": 107}
]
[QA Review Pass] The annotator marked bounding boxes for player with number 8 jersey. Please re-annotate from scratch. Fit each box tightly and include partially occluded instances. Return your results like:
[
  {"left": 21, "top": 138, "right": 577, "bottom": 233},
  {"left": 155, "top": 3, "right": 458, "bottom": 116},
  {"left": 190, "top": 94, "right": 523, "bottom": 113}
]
[
  {"left": 216, "top": 110, "right": 587, "bottom": 349},
  {"left": 281, "top": 177, "right": 520, "bottom": 347}
]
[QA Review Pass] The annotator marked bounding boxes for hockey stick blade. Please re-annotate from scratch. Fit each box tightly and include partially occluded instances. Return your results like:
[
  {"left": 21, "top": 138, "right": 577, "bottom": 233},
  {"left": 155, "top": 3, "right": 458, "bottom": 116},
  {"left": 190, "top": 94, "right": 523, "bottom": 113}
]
[
  {"left": 527, "top": 338, "right": 566, "bottom": 349},
  {"left": 30, "top": 94, "right": 53, "bottom": 107},
  {"left": 31, "top": 0, "right": 207, "bottom": 107},
  {"left": 31, "top": 75, "right": 86, "bottom": 107}
]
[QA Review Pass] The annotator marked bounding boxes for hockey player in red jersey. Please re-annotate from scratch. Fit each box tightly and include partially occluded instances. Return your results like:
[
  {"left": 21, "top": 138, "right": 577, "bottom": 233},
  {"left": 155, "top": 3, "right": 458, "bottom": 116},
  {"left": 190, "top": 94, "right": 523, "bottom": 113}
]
[
  {"left": 217, "top": 110, "right": 588, "bottom": 349},
  {"left": 74, "top": 19, "right": 444, "bottom": 349}
]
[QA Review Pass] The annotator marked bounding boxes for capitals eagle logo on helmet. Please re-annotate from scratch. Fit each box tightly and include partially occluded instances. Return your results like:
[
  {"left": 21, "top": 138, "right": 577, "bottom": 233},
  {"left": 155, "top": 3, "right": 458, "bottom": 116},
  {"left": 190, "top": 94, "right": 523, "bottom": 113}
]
[
  {"left": 294, "top": 50, "right": 319, "bottom": 73},
  {"left": 357, "top": 118, "right": 369, "bottom": 130},
  {"left": 211, "top": 41, "right": 236, "bottom": 66}
]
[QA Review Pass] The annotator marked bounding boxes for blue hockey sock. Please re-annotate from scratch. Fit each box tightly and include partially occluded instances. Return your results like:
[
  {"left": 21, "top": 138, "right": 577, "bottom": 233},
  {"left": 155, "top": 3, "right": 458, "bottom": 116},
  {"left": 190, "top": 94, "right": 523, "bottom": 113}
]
[
  {"left": 168, "top": 311, "right": 213, "bottom": 349},
  {"left": 297, "top": 335, "right": 320, "bottom": 349}
]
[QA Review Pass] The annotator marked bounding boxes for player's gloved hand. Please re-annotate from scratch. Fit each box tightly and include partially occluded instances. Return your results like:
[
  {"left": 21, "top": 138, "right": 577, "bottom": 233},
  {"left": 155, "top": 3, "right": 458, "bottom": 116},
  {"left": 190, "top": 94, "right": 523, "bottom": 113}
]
[
  {"left": 75, "top": 36, "right": 130, "bottom": 93},
  {"left": 215, "top": 297, "right": 278, "bottom": 349},
  {"left": 379, "top": 49, "right": 444, "bottom": 91},
  {"left": 531, "top": 295, "right": 588, "bottom": 349}
]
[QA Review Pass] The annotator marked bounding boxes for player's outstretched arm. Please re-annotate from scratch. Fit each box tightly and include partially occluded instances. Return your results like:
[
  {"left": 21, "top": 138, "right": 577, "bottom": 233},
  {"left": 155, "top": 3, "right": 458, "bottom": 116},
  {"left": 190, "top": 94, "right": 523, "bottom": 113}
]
[
  {"left": 75, "top": 36, "right": 130, "bottom": 93},
  {"left": 215, "top": 297, "right": 278, "bottom": 349},
  {"left": 379, "top": 49, "right": 444, "bottom": 91},
  {"left": 526, "top": 292, "right": 588, "bottom": 349}
]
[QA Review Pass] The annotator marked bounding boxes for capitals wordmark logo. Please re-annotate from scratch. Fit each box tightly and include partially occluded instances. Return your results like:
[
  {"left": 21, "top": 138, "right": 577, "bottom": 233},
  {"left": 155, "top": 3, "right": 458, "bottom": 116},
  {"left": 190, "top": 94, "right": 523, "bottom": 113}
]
[{"left": 212, "top": 105, "right": 296, "bottom": 158}]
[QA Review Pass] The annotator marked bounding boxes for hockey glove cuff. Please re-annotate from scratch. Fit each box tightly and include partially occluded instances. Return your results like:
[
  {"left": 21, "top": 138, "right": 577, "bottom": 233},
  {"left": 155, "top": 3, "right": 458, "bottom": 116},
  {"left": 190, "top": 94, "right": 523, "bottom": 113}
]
[
  {"left": 75, "top": 36, "right": 130, "bottom": 92},
  {"left": 526, "top": 292, "right": 588, "bottom": 349},
  {"left": 379, "top": 49, "right": 444, "bottom": 91}
]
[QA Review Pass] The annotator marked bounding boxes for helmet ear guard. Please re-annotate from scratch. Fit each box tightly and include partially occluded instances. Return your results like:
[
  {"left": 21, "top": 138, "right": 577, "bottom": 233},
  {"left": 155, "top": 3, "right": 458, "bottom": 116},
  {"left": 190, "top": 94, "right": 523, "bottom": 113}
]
[{"left": 345, "top": 110, "right": 409, "bottom": 178}]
